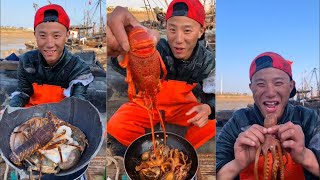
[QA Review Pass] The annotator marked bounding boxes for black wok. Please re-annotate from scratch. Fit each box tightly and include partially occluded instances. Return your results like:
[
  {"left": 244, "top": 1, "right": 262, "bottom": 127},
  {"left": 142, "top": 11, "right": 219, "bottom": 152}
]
[
  {"left": 0, "top": 97, "right": 104, "bottom": 178},
  {"left": 124, "top": 131, "right": 198, "bottom": 180}
]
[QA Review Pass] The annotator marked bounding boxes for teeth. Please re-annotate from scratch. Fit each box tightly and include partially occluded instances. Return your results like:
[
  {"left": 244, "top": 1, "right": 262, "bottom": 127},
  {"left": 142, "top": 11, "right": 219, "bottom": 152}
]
[
  {"left": 265, "top": 102, "right": 276, "bottom": 105},
  {"left": 264, "top": 102, "right": 279, "bottom": 107}
]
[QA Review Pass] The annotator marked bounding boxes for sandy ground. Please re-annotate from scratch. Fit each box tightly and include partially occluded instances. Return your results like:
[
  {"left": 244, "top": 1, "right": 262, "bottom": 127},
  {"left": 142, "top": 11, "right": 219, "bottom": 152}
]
[
  {"left": 216, "top": 95, "right": 254, "bottom": 111},
  {"left": 107, "top": 11, "right": 157, "bottom": 22}
]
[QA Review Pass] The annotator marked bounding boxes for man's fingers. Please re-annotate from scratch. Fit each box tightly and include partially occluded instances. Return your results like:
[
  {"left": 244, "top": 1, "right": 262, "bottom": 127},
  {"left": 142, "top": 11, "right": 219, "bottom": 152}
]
[
  {"left": 117, "top": 53, "right": 126, "bottom": 63},
  {"left": 197, "top": 117, "right": 208, "bottom": 127},
  {"left": 106, "top": 25, "right": 123, "bottom": 57},
  {"left": 250, "top": 126, "right": 266, "bottom": 143},
  {"left": 107, "top": 6, "right": 160, "bottom": 56},
  {"left": 282, "top": 140, "right": 295, "bottom": 149},
  {"left": 106, "top": 25, "right": 120, "bottom": 49},
  {"left": 108, "top": 7, "right": 141, "bottom": 52},
  {"left": 149, "top": 29, "right": 160, "bottom": 45},
  {"left": 278, "top": 121, "right": 294, "bottom": 134},
  {"left": 187, "top": 113, "right": 201, "bottom": 123},
  {"left": 279, "top": 128, "right": 295, "bottom": 142},
  {"left": 250, "top": 124, "right": 267, "bottom": 135},
  {"left": 237, "top": 132, "right": 256, "bottom": 147},
  {"left": 278, "top": 122, "right": 303, "bottom": 143},
  {"left": 192, "top": 116, "right": 208, "bottom": 127},
  {"left": 122, "top": 10, "right": 141, "bottom": 27},
  {"left": 109, "top": 21, "right": 130, "bottom": 52},
  {"left": 243, "top": 129, "right": 261, "bottom": 147},
  {"left": 186, "top": 107, "right": 197, "bottom": 116},
  {"left": 267, "top": 124, "right": 280, "bottom": 134}
]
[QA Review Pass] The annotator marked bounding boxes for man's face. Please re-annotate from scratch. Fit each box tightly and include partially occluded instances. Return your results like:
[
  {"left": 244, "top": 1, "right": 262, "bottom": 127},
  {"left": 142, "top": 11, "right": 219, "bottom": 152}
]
[
  {"left": 34, "top": 22, "right": 69, "bottom": 66},
  {"left": 166, "top": 16, "right": 204, "bottom": 60},
  {"left": 249, "top": 68, "right": 295, "bottom": 120}
]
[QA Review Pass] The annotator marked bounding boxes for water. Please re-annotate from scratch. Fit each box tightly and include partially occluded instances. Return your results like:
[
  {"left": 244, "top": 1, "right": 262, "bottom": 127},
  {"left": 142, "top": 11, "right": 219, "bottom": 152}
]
[
  {"left": 1, "top": 39, "right": 26, "bottom": 51},
  {"left": 1, "top": 40, "right": 27, "bottom": 58},
  {"left": 0, "top": 30, "right": 34, "bottom": 58}
]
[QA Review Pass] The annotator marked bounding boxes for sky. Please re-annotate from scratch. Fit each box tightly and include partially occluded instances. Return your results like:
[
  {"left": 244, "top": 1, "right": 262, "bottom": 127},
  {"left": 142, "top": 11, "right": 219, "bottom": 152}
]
[
  {"left": 216, "top": 0, "right": 319, "bottom": 94},
  {"left": 1, "top": 0, "right": 106, "bottom": 28}
]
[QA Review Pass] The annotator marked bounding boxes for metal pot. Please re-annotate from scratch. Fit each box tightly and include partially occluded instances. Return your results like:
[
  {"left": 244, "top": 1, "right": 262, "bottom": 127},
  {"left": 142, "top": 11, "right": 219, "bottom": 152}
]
[
  {"left": 0, "top": 97, "right": 104, "bottom": 177},
  {"left": 124, "top": 131, "right": 198, "bottom": 180}
]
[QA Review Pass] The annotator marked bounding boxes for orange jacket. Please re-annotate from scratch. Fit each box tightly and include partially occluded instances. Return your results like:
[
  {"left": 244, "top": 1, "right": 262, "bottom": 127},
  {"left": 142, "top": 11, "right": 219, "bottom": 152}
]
[{"left": 25, "top": 83, "right": 65, "bottom": 107}]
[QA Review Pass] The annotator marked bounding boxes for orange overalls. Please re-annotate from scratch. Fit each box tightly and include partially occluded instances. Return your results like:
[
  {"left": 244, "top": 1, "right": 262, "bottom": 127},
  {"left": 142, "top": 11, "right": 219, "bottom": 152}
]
[
  {"left": 107, "top": 80, "right": 216, "bottom": 149},
  {"left": 240, "top": 153, "right": 305, "bottom": 179},
  {"left": 25, "top": 83, "right": 66, "bottom": 107}
]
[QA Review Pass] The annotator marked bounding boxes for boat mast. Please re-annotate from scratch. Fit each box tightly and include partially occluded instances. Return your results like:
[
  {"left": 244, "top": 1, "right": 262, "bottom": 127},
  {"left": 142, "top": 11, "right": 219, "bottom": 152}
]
[
  {"left": 99, "top": 0, "right": 103, "bottom": 33},
  {"left": 143, "top": 0, "right": 156, "bottom": 28},
  {"left": 163, "top": 0, "right": 168, "bottom": 7}
]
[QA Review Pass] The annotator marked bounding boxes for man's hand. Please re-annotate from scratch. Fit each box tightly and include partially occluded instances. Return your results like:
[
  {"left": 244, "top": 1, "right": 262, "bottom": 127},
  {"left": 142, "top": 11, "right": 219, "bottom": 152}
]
[
  {"left": 234, "top": 124, "right": 267, "bottom": 170},
  {"left": 107, "top": 6, "right": 139, "bottom": 57},
  {"left": 186, "top": 104, "right": 211, "bottom": 127},
  {"left": 107, "top": 6, "right": 160, "bottom": 57},
  {"left": 268, "top": 122, "right": 306, "bottom": 163},
  {"left": 268, "top": 122, "right": 320, "bottom": 176},
  {"left": 217, "top": 124, "right": 267, "bottom": 179}
]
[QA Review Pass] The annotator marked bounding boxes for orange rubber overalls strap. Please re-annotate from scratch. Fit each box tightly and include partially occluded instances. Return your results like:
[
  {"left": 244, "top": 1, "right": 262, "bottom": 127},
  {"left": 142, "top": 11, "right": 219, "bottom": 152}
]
[
  {"left": 25, "top": 83, "right": 66, "bottom": 107},
  {"left": 240, "top": 153, "right": 305, "bottom": 180},
  {"left": 107, "top": 80, "right": 216, "bottom": 149}
]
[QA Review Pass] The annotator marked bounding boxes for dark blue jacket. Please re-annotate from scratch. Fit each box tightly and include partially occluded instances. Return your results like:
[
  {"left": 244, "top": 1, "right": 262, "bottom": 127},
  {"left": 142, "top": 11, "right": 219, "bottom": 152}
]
[{"left": 10, "top": 48, "right": 92, "bottom": 107}]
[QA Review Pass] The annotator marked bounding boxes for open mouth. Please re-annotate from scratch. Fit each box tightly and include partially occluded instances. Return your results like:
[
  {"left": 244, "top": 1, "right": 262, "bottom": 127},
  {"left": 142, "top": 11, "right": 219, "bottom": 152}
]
[
  {"left": 263, "top": 101, "right": 279, "bottom": 113},
  {"left": 174, "top": 47, "right": 184, "bottom": 54},
  {"left": 44, "top": 50, "right": 56, "bottom": 56}
]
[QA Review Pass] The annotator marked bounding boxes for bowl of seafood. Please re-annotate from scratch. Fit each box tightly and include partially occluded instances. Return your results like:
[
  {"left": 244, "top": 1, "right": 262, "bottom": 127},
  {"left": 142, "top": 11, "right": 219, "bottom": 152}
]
[
  {"left": 124, "top": 131, "right": 198, "bottom": 180},
  {"left": 0, "top": 97, "right": 104, "bottom": 178}
]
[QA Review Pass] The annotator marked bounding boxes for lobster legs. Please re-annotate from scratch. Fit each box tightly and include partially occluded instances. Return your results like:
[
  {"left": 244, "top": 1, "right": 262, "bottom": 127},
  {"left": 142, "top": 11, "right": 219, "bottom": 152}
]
[
  {"left": 132, "top": 95, "right": 167, "bottom": 157},
  {"left": 120, "top": 53, "right": 136, "bottom": 101}
]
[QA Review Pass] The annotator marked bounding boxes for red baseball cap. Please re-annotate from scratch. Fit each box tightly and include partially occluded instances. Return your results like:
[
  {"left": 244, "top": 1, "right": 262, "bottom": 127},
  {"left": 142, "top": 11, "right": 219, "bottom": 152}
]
[
  {"left": 34, "top": 4, "right": 70, "bottom": 30},
  {"left": 249, "top": 52, "right": 296, "bottom": 98},
  {"left": 165, "top": 0, "right": 205, "bottom": 27}
]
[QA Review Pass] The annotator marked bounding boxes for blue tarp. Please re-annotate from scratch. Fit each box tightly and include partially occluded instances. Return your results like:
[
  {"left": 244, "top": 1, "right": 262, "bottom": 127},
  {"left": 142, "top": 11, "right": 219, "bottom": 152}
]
[{"left": 4, "top": 53, "right": 19, "bottom": 61}]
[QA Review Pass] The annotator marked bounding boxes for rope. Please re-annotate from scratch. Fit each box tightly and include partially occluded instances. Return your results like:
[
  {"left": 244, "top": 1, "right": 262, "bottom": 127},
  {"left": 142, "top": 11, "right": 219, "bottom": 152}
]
[
  {"left": 106, "top": 156, "right": 120, "bottom": 180},
  {"left": 105, "top": 145, "right": 124, "bottom": 180},
  {"left": 3, "top": 162, "right": 9, "bottom": 180}
]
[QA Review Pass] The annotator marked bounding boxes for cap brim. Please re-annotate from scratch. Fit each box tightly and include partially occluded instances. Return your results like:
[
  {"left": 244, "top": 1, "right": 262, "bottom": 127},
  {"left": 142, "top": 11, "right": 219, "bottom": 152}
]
[{"left": 290, "top": 86, "right": 296, "bottom": 98}]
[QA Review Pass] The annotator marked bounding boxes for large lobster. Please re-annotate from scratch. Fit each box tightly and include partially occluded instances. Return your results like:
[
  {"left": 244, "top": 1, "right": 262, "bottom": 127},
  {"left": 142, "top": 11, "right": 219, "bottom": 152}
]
[
  {"left": 9, "top": 111, "right": 87, "bottom": 179},
  {"left": 119, "top": 26, "right": 167, "bottom": 153},
  {"left": 254, "top": 114, "right": 288, "bottom": 180}
]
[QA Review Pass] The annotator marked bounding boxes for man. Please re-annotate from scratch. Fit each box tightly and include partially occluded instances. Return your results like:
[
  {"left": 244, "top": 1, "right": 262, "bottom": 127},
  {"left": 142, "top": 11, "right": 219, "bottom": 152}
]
[
  {"left": 9, "top": 4, "right": 93, "bottom": 107},
  {"left": 106, "top": 0, "right": 215, "bottom": 156},
  {"left": 216, "top": 52, "right": 320, "bottom": 179}
]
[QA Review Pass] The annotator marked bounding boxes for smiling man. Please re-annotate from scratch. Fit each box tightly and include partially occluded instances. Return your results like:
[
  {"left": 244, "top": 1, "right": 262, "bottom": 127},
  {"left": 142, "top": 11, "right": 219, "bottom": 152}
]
[
  {"left": 9, "top": 4, "right": 93, "bottom": 107},
  {"left": 106, "top": 0, "right": 215, "bottom": 156},
  {"left": 216, "top": 52, "right": 320, "bottom": 179}
]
